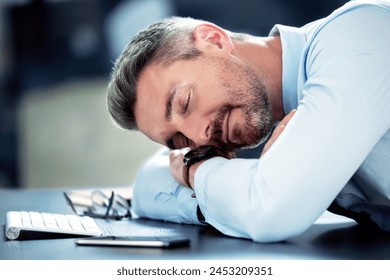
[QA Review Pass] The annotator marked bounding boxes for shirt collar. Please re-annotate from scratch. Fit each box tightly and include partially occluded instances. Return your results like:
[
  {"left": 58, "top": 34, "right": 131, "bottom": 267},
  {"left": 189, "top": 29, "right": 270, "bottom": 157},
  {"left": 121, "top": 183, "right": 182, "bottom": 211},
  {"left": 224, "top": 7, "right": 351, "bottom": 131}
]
[{"left": 269, "top": 24, "right": 307, "bottom": 114}]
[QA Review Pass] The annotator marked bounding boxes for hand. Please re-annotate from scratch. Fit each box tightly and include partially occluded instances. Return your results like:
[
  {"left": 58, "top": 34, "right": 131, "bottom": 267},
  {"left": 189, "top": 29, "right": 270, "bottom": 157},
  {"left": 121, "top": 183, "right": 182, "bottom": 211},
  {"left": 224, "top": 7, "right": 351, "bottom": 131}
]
[
  {"left": 261, "top": 109, "right": 296, "bottom": 156},
  {"left": 169, "top": 148, "right": 190, "bottom": 187},
  {"left": 169, "top": 146, "right": 233, "bottom": 189}
]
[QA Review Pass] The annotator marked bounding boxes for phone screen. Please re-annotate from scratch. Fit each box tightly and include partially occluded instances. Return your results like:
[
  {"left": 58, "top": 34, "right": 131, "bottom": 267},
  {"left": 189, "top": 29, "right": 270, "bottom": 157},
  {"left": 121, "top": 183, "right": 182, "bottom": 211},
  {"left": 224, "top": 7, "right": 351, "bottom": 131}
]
[{"left": 75, "top": 236, "right": 191, "bottom": 248}]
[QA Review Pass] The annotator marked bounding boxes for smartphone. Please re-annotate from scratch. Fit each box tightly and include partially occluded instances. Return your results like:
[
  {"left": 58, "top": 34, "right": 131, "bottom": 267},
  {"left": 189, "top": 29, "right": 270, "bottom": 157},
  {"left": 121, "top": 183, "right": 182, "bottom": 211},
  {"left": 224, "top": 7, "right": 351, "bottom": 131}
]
[{"left": 74, "top": 236, "right": 191, "bottom": 248}]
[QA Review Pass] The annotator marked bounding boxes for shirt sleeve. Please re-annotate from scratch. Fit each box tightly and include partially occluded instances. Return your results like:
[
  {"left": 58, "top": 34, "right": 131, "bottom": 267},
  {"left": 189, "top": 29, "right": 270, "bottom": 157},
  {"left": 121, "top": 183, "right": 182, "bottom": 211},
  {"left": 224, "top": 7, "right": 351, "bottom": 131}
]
[
  {"left": 132, "top": 148, "right": 202, "bottom": 224},
  {"left": 194, "top": 4, "right": 390, "bottom": 242}
]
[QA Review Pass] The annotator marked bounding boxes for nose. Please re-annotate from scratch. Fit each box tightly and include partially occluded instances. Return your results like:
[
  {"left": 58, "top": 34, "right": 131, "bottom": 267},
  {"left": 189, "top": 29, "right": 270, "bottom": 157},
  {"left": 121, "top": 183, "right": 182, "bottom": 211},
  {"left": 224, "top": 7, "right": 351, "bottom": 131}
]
[{"left": 181, "top": 118, "right": 211, "bottom": 147}]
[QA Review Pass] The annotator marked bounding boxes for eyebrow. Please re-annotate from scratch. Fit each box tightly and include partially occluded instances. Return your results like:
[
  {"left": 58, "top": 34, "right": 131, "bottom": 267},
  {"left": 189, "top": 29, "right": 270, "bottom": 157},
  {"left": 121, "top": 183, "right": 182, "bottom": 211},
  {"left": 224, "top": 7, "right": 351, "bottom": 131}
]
[
  {"left": 164, "top": 82, "right": 189, "bottom": 149},
  {"left": 164, "top": 85, "right": 178, "bottom": 149},
  {"left": 165, "top": 86, "right": 177, "bottom": 121}
]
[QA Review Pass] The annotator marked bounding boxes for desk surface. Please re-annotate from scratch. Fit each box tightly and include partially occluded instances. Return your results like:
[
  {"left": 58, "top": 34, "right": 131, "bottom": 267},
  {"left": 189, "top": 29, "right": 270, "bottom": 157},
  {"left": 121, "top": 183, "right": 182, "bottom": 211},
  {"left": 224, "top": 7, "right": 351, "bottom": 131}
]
[{"left": 1, "top": 188, "right": 389, "bottom": 260}]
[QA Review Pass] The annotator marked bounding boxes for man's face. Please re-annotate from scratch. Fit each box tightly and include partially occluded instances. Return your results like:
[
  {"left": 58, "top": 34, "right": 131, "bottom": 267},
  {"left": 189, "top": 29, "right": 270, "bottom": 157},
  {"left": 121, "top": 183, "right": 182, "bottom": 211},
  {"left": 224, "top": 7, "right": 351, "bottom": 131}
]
[{"left": 135, "top": 55, "right": 273, "bottom": 152}]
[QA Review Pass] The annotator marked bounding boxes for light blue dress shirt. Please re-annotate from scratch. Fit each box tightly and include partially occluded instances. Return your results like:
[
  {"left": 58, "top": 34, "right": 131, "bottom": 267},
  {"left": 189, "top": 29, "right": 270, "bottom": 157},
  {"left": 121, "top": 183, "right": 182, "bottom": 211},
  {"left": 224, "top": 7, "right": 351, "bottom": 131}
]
[{"left": 132, "top": 0, "right": 390, "bottom": 242}]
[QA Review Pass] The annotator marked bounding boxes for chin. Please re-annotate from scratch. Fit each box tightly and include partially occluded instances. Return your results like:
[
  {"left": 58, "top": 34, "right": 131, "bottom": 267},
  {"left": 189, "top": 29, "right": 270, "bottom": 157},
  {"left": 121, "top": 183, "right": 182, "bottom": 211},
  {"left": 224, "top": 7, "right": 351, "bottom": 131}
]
[
  {"left": 237, "top": 128, "right": 273, "bottom": 151},
  {"left": 234, "top": 142, "right": 261, "bottom": 151}
]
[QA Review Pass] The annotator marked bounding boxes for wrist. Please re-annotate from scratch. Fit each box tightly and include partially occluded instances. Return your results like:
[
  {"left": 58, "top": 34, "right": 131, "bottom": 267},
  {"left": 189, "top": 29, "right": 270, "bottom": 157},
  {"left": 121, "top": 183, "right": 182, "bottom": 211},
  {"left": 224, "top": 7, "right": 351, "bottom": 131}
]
[
  {"left": 186, "top": 160, "right": 205, "bottom": 189},
  {"left": 182, "top": 145, "right": 219, "bottom": 189}
]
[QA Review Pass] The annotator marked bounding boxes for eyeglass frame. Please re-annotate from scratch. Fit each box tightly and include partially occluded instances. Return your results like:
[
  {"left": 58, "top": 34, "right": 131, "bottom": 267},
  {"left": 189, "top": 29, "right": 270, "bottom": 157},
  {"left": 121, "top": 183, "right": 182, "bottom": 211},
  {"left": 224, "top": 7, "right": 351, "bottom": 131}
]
[{"left": 63, "top": 190, "right": 132, "bottom": 220}]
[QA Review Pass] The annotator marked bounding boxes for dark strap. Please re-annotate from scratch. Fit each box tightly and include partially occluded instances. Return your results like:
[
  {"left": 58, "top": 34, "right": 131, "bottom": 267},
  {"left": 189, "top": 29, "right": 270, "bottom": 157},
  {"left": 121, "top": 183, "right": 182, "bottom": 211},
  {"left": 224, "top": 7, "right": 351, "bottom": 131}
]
[
  {"left": 328, "top": 193, "right": 390, "bottom": 232},
  {"left": 196, "top": 205, "right": 207, "bottom": 224},
  {"left": 328, "top": 201, "right": 381, "bottom": 231}
]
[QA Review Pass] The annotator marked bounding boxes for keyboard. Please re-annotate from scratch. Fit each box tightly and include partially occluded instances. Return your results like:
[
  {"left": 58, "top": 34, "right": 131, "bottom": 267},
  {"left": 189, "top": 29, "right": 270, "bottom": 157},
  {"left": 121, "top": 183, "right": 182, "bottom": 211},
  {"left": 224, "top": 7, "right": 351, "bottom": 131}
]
[{"left": 5, "top": 211, "right": 103, "bottom": 240}]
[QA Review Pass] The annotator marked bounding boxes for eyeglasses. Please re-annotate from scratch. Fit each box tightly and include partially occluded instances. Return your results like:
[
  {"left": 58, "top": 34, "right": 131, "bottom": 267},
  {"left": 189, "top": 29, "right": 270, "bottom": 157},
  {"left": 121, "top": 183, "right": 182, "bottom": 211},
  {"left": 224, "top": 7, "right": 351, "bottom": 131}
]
[{"left": 64, "top": 190, "right": 132, "bottom": 220}]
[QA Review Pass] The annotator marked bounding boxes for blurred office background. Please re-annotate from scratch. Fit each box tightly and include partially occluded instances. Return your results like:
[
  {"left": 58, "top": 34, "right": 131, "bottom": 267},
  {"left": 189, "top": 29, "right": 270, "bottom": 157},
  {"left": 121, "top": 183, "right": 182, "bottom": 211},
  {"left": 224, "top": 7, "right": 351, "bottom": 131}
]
[{"left": 0, "top": 0, "right": 348, "bottom": 189}]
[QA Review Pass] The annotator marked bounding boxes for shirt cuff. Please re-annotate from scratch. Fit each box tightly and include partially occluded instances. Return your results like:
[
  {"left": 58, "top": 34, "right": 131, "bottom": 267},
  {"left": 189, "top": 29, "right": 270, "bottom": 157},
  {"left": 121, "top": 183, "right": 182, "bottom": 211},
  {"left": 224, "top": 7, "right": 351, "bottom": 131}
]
[
  {"left": 193, "top": 157, "right": 228, "bottom": 222},
  {"left": 175, "top": 185, "right": 204, "bottom": 224}
]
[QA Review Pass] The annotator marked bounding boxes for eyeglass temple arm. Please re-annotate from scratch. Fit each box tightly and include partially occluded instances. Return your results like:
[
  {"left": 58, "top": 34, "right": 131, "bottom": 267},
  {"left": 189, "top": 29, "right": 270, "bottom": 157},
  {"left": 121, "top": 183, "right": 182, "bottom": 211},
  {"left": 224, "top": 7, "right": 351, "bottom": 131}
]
[
  {"left": 63, "top": 192, "right": 80, "bottom": 215},
  {"left": 104, "top": 191, "right": 115, "bottom": 217}
]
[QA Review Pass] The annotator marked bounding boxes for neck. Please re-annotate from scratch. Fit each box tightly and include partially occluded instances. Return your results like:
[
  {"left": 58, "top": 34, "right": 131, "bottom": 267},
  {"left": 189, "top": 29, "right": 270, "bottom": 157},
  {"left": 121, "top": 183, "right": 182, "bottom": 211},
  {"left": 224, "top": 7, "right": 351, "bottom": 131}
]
[{"left": 232, "top": 35, "right": 284, "bottom": 121}]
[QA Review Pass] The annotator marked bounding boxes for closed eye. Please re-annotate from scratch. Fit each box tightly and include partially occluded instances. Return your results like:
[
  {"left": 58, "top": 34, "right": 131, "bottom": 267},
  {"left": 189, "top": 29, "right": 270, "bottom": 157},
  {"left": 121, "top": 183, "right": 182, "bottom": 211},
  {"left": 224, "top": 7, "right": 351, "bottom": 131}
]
[{"left": 182, "top": 90, "right": 192, "bottom": 114}]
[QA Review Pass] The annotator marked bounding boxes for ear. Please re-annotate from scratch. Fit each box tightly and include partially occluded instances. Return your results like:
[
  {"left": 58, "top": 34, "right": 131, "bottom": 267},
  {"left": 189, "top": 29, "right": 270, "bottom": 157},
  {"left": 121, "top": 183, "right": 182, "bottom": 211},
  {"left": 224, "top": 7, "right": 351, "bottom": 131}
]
[{"left": 193, "top": 23, "right": 234, "bottom": 54}]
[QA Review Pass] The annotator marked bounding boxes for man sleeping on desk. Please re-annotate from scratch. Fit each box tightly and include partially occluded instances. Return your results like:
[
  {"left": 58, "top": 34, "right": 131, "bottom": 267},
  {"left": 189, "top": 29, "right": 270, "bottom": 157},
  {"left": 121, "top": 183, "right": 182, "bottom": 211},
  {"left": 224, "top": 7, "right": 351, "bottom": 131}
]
[{"left": 106, "top": 0, "right": 390, "bottom": 242}]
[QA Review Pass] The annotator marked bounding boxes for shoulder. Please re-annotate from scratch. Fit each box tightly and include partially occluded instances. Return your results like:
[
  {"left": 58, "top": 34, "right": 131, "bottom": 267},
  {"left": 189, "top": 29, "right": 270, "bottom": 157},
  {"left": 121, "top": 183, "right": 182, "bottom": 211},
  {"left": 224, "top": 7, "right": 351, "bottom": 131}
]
[
  {"left": 301, "top": 1, "right": 390, "bottom": 74},
  {"left": 308, "top": 1, "right": 390, "bottom": 49}
]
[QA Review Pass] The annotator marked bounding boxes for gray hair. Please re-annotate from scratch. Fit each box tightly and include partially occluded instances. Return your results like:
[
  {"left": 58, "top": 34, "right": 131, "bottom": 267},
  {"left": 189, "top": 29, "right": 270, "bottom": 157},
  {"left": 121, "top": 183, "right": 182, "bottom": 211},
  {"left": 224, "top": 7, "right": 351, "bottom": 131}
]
[{"left": 107, "top": 17, "right": 205, "bottom": 130}]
